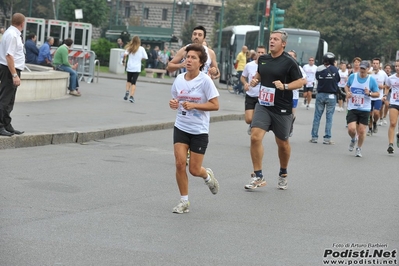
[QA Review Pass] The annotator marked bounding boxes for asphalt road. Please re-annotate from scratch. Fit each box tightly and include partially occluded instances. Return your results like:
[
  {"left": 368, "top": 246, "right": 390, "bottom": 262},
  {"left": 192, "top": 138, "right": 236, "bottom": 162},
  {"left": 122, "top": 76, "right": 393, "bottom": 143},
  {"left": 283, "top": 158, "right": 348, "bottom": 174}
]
[{"left": 1, "top": 105, "right": 398, "bottom": 265}]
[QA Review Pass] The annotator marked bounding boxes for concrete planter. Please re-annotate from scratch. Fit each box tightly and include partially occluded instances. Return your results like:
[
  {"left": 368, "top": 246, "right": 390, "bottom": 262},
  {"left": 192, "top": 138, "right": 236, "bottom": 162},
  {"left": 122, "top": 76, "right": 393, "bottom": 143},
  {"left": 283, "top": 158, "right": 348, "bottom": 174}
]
[{"left": 16, "top": 64, "right": 69, "bottom": 102}]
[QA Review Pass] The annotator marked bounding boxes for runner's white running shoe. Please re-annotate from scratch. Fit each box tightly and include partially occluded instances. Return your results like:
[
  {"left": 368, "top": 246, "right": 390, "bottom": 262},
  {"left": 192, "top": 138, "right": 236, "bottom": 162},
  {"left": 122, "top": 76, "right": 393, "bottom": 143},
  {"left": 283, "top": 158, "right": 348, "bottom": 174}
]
[
  {"left": 172, "top": 199, "right": 190, "bottom": 214},
  {"left": 205, "top": 168, "right": 219, "bottom": 195},
  {"left": 244, "top": 173, "right": 266, "bottom": 190},
  {"left": 278, "top": 174, "right": 288, "bottom": 190}
]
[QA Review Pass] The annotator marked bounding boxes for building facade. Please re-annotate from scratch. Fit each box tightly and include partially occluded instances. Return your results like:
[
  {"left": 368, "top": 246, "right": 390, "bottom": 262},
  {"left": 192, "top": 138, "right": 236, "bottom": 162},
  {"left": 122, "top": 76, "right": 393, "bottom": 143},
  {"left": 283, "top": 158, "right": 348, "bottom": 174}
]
[{"left": 109, "top": 0, "right": 222, "bottom": 47}]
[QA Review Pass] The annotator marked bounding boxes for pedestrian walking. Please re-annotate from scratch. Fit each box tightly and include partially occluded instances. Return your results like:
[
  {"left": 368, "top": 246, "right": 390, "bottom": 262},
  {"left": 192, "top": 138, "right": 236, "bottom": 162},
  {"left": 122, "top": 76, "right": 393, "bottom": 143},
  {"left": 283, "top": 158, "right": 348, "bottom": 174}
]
[{"left": 122, "top": 36, "right": 147, "bottom": 103}]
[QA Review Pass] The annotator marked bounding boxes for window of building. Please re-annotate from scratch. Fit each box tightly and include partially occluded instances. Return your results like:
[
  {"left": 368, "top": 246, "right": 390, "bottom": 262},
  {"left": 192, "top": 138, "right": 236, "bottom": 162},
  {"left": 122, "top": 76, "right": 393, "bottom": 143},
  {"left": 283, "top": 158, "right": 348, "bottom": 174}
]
[
  {"left": 215, "top": 12, "right": 220, "bottom": 23},
  {"left": 143, "top": 8, "right": 149, "bottom": 19},
  {"left": 185, "top": 9, "right": 189, "bottom": 21},
  {"left": 125, "top": 7, "right": 131, "bottom": 18},
  {"left": 162, "top": 9, "right": 168, "bottom": 20}
]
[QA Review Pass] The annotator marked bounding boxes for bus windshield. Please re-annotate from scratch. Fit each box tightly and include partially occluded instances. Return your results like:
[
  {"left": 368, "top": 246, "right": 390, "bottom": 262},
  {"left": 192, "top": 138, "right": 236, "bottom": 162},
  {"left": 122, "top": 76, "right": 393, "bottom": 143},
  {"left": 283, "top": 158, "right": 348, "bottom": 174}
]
[
  {"left": 245, "top": 28, "right": 323, "bottom": 66},
  {"left": 285, "top": 34, "right": 319, "bottom": 66},
  {"left": 214, "top": 25, "right": 260, "bottom": 83}
]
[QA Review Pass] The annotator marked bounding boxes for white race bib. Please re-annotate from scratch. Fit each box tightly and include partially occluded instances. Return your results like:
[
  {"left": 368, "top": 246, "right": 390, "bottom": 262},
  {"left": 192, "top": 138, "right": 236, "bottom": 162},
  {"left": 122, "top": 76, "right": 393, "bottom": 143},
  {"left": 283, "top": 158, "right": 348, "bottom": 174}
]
[
  {"left": 258, "top": 86, "right": 276, "bottom": 106},
  {"left": 350, "top": 87, "right": 365, "bottom": 108}
]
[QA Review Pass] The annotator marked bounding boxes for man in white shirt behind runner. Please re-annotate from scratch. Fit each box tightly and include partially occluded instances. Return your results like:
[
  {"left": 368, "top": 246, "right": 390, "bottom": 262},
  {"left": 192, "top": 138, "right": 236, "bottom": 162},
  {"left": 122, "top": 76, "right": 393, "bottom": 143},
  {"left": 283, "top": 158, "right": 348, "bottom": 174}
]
[
  {"left": 368, "top": 57, "right": 388, "bottom": 136},
  {"left": 240, "top": 45, "right": 267, "bottom": 135},
  {"left": 167, "top": 25, "right": 219, "bottom": 80},
  {"left": 302, "top": 57, "right": 317, "bottom": 110},
  {"left": 287, "top": 50, "right": 307, "bottom": 137}
]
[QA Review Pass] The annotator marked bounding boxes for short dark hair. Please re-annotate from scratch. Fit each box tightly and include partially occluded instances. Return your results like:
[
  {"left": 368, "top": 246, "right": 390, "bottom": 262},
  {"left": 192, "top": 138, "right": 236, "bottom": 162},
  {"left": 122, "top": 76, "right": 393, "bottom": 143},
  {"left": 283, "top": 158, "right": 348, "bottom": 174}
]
[
  {"left": 185, "top": 43, "right": 208, "bottom": 71},
  {"left": 372, "top": 57, "right": 380, "bottom": 63},
  {"left": 64, "top": 38, "right": 73, "bottom": 46},
  {"left": 28, "top": 33, "right": 36, "bottom": 39},
  {"left": 193, "top": 25, "right": 207, "bottom": 39}
]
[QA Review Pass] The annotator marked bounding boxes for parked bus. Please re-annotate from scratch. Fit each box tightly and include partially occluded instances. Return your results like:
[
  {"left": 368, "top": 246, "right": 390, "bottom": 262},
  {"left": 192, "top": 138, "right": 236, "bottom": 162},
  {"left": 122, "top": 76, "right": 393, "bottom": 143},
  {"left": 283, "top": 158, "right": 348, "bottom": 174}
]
[
  {"left": 213, "top": 25, "right": 260, "bottom": 83},
  {"left": 245, "top": 28, "right": 328, "bottom": 66}
]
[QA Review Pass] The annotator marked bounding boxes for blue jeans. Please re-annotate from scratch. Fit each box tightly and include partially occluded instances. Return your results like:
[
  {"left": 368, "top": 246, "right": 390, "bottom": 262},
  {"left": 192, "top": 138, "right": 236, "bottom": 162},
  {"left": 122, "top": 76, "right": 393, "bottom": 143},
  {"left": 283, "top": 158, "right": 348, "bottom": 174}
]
[
  {"left": 311, "top": 92, "right": 336, "bottom": 140},
  {"left": 57, "top": 65, "right": 79, "bottom": 91},
  {"left": 233, "top": 71, "right": 243, "bottom": 93}
]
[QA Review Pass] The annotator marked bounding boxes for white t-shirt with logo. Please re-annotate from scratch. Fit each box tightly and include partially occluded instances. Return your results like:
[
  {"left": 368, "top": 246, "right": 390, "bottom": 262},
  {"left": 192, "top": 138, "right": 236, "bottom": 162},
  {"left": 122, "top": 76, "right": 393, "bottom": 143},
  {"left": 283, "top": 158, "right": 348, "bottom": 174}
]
[{"left": 172, "top": 71, "right": 219, "bottom": 134}]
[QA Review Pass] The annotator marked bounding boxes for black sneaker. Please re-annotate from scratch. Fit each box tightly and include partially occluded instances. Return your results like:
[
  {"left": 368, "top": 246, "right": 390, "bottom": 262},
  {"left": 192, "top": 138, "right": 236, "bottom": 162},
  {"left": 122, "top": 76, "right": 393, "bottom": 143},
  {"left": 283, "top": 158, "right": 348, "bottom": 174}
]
[
  {"left": 397, "top": 133, "right": 399, "bottom": 148},
  {"left": 124, "top": 91, "right": 129, "bottom": 100},
  {"left": 129, "top": 96, "right": 135, "bottom": 103},
  {"left": 387, "top": 145, "right": 394, "bottom": 154}
]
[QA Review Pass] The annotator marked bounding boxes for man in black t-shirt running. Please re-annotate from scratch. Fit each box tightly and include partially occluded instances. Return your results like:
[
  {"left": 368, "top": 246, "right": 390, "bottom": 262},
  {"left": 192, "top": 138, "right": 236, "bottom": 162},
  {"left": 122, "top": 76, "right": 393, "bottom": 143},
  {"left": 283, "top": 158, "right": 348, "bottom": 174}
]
[{"left": 244, "top": 30, "right": 303, "bottom": 191}]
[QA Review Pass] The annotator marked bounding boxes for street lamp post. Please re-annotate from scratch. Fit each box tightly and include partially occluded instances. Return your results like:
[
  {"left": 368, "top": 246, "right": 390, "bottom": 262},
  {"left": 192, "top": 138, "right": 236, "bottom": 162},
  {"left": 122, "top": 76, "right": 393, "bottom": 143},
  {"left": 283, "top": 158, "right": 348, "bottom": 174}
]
[
  {"left": 179, "top": 2, "right": 190, "bottom": 24},
  {"left": 217, "top": 0, "right": 224, "bottom": 57},
  {"left": 171, "top": 0, "right": 177, "bottom": 33},
  {"left": 115, "top": 0, "right": 120, "bottom": 25},
  {"left": 29, "top": 0, "right": 32, "bottom": 16}
]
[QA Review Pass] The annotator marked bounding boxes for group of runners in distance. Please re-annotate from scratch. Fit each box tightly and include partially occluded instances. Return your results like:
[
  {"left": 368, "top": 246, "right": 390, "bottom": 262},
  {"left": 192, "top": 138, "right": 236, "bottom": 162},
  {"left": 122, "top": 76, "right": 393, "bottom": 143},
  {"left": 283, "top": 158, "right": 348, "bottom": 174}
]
[{"left": 166, "top": 25, "right": 399, "bottom": 214}]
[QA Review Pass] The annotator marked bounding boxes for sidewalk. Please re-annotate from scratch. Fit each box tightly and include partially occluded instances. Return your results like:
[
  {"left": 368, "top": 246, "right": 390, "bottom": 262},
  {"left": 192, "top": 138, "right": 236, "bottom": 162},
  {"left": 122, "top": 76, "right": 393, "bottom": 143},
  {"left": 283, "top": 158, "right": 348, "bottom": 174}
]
[{"left": 0, "top": 72, "right": 243, "bottom": 150}]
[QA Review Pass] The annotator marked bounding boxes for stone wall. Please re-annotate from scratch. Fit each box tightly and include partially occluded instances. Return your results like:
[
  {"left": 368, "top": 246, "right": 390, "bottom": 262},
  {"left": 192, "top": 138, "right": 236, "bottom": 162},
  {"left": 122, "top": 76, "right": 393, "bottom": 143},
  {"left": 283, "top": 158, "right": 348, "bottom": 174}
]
[{"left": 110, "top": 0, "right": 221, "bottom": 49}]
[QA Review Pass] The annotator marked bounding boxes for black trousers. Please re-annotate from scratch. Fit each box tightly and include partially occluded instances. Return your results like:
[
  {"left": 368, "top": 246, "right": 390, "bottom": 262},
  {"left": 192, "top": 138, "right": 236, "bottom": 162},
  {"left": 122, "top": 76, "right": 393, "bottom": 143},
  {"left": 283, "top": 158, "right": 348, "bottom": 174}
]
[{"left": 0, "top": 64, "right": 20, "bottom": 128}]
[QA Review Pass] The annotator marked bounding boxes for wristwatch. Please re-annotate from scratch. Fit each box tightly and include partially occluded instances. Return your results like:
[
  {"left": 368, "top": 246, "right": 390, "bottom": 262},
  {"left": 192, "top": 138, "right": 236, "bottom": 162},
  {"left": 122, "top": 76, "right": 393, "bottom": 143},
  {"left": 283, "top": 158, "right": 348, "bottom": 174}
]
[
  {"left": 368, "top": 92, "right": 372, "bottom": 96},
  {"left": 12, "top": 73, "right": 18, "bottom": 78},
  {"left": 284, "top": 84, "right": 289, "bottom": 90}
]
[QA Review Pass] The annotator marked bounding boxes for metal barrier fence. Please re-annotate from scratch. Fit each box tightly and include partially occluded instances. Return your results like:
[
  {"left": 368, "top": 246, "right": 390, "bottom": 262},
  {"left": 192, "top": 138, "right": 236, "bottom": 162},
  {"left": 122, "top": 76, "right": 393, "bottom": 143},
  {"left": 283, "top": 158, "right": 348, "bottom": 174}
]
[{"left": 50, "top": 47, "right": 97, "bottom": 83}]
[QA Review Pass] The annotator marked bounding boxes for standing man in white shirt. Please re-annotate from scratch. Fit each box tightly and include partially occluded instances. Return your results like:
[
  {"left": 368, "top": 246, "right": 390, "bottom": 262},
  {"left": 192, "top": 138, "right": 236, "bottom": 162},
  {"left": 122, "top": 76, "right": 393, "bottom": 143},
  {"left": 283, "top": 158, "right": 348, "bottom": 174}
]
[
  {"left": 0, "top": 13, "right": 25, "bottom": 136},
  {"left": 240, "top": 45, "right": 267, "bottom": 135},
  {"left": 302, "top": 57, "right": 318, "bottom": 110}
]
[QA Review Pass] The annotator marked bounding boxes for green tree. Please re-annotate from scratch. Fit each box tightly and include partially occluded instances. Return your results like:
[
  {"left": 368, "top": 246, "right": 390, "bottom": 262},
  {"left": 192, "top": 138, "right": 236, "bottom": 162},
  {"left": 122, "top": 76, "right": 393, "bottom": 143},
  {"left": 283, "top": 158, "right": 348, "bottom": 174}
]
[
  {"left": 58, "top": 0, "right": 110, "bottom": 27},
  {"left": 286, "top": 0, "right": 399, "bottom": 62},
  {"left": 223, "top": 0, "right": 256, "bottom": 27},
  {"left": 91, "top": 37, "right": 116, "bottom": 66},
  {"left": 180, "top": 18, "right": 197, "bottom": 46}
]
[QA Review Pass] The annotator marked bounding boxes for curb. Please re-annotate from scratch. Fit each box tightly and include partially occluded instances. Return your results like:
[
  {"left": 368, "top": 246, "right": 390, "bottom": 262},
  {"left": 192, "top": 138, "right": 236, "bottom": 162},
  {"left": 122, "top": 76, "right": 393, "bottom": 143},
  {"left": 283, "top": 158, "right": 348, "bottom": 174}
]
[
  {"left": 0, "top": 114, "right": 244, "bottom": 150},
  {"left": 97, "top": 74, "right": 227, "bottom": 90}
]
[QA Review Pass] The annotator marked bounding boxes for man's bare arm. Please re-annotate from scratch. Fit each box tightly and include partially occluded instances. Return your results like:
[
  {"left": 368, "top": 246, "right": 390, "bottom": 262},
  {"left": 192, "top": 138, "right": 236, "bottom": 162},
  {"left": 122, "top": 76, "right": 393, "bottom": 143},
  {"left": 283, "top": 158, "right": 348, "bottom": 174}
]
[
  {"left": 166, "top": 47, "right": 186, "bottom": 72},
  {"left": 207, "top": 48, "right": 220, "bottom": 79}
]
